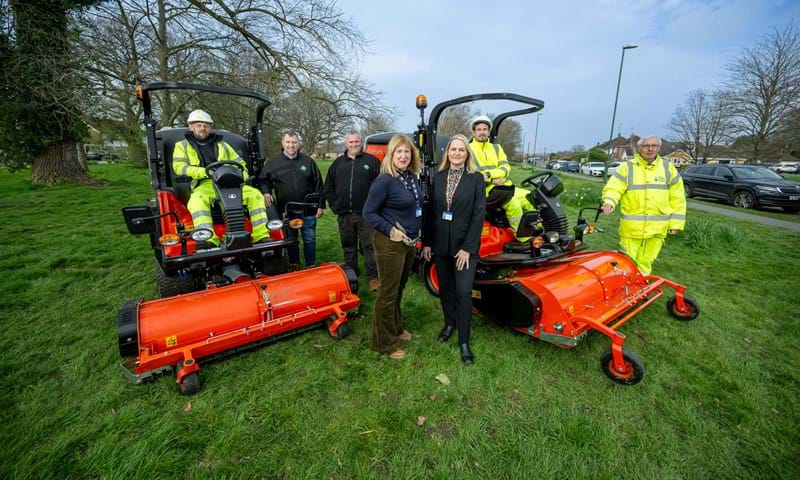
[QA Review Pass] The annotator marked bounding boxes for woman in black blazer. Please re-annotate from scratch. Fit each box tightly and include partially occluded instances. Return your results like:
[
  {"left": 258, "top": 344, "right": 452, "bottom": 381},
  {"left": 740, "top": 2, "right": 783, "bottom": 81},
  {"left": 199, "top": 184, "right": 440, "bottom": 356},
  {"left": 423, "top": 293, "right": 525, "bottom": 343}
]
[{"left": 422, "top": 134, "right": 486, "bottom": 365}]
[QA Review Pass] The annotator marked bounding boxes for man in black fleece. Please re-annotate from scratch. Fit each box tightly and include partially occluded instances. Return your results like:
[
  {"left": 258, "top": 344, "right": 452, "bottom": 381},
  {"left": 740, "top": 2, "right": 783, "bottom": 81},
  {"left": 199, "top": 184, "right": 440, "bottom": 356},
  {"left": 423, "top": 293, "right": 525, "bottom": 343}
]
[
  {"left": 258, "top": 131, "right": 325, "bottom": 267},
  {"left": 324, "top": 131, "right": 381, "bottom": 291}
]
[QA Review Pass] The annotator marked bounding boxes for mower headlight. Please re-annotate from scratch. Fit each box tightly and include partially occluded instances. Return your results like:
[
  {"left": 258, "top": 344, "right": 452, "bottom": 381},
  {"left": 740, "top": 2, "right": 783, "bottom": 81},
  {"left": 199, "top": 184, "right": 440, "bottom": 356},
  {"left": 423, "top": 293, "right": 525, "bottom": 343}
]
[
  {"left": 267, "top": 219, "right": 284, "bottom": 231},
  {"left": 546, "top": 232, "right": 560, "bottom": 244},
  {"left": 189, "top": 228, "right": 214, "bottom": 242},
  {"left": 159, "top": 233, "right": 180, "bottom": 246},
  {"left": 288, "top": 218, "right": 304, "bottom": 229}
]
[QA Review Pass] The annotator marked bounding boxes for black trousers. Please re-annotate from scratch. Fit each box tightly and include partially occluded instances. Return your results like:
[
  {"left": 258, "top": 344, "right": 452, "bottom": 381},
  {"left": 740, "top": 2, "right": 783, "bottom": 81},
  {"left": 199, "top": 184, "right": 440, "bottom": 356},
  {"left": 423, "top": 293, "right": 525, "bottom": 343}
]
[
  {"left": 337, "top": 213, "right": 378, "bottom": 279},
  {"left": 434, "top": 254, "right": 477, "bottom": 345}
]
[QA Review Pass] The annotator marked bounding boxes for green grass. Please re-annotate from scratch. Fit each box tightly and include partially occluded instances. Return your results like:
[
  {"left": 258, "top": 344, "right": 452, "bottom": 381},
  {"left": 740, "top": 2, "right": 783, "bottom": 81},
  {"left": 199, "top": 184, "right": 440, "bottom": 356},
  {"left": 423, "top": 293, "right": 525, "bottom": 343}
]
[{"left": 1, "top": 163, "right": 799, "bottom": 479}]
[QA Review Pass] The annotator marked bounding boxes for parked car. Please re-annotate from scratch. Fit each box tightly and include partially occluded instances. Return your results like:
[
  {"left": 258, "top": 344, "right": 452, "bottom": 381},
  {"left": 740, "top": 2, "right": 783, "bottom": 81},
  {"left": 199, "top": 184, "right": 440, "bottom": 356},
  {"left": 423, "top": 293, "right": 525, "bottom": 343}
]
[
  {"left": 681, "top": 164, "right": 800, "bottom": 212},
  {"left": 769, "top": 161, "right": 800, "bottom": 174},
  {"left": 608, "top": 161, "right": 621, "bottom": 174},
  {"left": 580, "top": 162, "right": 606, "bottom": 176},
  {"left": 560, "top": 161, "right": 580, "bottom": 173},
  {"left": 546, "top": 160, "right": 561, "bottom": 170}
]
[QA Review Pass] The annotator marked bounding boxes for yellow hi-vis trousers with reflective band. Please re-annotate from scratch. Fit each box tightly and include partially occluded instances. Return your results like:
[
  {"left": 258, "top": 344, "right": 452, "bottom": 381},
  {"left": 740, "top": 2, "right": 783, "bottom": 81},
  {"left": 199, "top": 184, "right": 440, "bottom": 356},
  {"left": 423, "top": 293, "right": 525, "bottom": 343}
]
[
  {"left": 187, "top": 181, "right": 270, "bottom": 246},
  {"left": 489, "top": 186, "right": 535, "bottom": 241},
  {"left": 619, "top": 236, "right": 665, "bottom": 275}
]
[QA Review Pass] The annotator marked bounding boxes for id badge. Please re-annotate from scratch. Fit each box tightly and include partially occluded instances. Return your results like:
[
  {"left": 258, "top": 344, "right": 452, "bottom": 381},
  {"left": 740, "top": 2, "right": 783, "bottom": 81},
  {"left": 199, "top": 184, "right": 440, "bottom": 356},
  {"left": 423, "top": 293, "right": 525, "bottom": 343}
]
[
  {"left": 416, "top": 207, "right": 422, "bottom": 217},
  {"left": 442, "top": 210, "right": 453, "bottom": 221}
]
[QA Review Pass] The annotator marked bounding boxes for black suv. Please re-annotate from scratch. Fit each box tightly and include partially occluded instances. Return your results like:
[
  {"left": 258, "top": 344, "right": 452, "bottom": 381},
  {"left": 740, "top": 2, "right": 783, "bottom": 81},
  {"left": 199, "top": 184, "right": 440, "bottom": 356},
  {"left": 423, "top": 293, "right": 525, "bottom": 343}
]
[{"left": 682, "top": 164, "right": 800, "bottom": 212}]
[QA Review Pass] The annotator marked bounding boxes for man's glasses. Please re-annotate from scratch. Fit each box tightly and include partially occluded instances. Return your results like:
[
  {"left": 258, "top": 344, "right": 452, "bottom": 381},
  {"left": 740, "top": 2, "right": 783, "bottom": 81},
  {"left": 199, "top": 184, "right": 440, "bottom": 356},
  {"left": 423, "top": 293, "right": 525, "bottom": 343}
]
[{"left": 640, "top": 144, "right": 659, "bottom": 148}]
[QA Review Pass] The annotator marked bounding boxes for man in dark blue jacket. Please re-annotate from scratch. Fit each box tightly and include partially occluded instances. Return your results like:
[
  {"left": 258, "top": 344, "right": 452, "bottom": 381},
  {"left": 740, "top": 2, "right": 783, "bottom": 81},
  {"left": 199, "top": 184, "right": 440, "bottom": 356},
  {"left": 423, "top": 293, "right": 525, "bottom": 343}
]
[
  {"left": 258, "top": 131, "right": 325, "bottom": 268},
  {"left": 324, "top": 131, "right": 381, "bottom": 290}
]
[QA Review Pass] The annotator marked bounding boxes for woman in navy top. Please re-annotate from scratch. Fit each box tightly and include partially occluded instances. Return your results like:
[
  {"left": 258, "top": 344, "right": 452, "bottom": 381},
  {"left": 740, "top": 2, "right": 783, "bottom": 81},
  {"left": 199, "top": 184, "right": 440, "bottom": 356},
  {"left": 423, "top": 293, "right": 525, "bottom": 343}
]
[{"left": 363, "top": 134, "right": 422, "bottom": 360}]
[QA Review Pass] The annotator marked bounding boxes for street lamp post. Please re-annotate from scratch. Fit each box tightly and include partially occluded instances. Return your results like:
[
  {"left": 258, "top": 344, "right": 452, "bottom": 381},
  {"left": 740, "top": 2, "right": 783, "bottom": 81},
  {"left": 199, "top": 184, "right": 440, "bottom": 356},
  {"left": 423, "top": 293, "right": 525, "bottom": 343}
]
[
  {"left": 605, "top": 44, "right": 637, "bottom": 179},
  {"left": 532, "top": 113, "right": 542, "bottom": 167}
]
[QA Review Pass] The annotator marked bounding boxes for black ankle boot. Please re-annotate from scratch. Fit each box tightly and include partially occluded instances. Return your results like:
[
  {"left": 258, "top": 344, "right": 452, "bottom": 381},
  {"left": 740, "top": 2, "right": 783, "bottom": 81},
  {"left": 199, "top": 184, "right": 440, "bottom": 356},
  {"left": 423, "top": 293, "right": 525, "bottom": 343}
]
[
  {"left": 437, "top": 326, "right": 454, "bottom": 343},
  {"left": 460, "top": 343, "right": 474, "bottom": 366}
]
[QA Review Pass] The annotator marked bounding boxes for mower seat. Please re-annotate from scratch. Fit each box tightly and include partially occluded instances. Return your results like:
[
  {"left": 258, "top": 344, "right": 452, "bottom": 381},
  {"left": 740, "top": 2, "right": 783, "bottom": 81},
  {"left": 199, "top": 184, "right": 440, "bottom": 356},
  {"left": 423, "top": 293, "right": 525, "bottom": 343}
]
[{"left": 485, "top": 185, "right": 515, "bottom": 228}]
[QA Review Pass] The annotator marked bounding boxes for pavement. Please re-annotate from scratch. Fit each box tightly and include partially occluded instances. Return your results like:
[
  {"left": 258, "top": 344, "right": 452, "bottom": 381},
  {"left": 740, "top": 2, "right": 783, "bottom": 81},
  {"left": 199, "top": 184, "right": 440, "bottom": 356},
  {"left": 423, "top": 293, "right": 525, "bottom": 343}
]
[{"left": 549, "top": 170, "right": 800, "bottom": 233}]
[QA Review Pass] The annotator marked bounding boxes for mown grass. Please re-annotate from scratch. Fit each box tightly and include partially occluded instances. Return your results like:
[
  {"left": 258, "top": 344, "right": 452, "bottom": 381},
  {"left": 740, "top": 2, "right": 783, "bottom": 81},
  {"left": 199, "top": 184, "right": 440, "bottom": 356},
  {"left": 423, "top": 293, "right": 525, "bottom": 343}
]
[{"left": 1, "top": 163, "right": 799, "bottom": 479}]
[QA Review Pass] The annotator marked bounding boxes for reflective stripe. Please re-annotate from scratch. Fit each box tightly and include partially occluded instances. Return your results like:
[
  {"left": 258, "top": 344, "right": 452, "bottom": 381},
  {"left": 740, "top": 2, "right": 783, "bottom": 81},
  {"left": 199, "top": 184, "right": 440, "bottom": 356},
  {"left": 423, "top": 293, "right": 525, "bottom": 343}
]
[
  {"left": 191, "top": 210, "right": 212, "bottom": 219},
  {"left": 252, "top": 217, "right": 268, "bottom": 227},
  {"left": 479, "top": 165, "right": 494, "bottom": 171},
  {"left": 172, "top": 156, "right": 188, "bottom": 161},
  {"left": 194, "top": 223, "right": 213, "bottom": 230},
  {"left": 602, "top": 196, "right": 617, "bottom": 205},
  {"left": 627, "top": 184, "right": 668, "bottom": 190},
  {"left": 669, "top": 176, "right": 681, "bottom": 186},
  {"left": 508, "top": 216, "right": 522, "bottom": 223},
  {"left": 620, "top": 214, "right": 671, "bottom": 221},
  {"left": 249, "top": 207, "right": 266, "bottom": 217},
  {"left": 626, "top": 161, "right": 633, "bottom": 187},
  {"left": 670, "top": 214, "right": 686, "bottom": 220},
  {"left": 180, "top": 165, "right": 189, "bottom": 175},
  {"left": 498, "top": 160, "right": 509, "bottom": 166},
  {"left": 663, "top": 159, "right": 671, "bottom": 185},
  {"left": 612, "top": 171, "right": 626, "bottom": 182}
]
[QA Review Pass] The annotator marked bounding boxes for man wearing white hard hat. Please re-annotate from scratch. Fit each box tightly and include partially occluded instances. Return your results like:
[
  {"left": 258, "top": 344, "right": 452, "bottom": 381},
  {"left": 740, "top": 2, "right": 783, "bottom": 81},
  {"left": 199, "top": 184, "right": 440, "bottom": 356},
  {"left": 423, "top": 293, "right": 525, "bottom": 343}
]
[
  {"left": 469, "top": 115, "right": 535, "bottom": 239},
  {"left": 171, "top": 109, "right": 270, "bottom": 248}
]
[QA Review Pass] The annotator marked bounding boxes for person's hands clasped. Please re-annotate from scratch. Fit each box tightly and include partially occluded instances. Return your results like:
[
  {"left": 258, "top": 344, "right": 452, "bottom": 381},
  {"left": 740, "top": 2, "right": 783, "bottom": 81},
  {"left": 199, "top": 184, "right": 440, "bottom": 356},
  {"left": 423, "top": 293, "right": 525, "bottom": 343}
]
[
  {"left": 421, "top": 246, "right": 432, "bottom": 262},
  {"left": 454, "top": 249, "right": 470, "bottom": 271}
]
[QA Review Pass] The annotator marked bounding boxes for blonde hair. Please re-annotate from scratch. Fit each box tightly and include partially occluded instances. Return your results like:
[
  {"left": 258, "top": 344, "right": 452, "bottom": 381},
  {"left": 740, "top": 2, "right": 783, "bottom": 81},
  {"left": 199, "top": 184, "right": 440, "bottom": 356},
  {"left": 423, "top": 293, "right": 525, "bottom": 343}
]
[
  {"left": 381, "top": 134, "right": 421, "bottom": 176},
  {"left": 438, "top": 134, "right": 479, "bottom": 173}
]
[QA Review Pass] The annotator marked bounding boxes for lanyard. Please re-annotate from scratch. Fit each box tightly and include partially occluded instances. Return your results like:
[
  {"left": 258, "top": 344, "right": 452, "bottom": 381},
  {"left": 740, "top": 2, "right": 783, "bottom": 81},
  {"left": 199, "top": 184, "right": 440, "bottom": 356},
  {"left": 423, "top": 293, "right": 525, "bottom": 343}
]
[{"left": 398, "top": 171, "right": 420, "bottom": 206}]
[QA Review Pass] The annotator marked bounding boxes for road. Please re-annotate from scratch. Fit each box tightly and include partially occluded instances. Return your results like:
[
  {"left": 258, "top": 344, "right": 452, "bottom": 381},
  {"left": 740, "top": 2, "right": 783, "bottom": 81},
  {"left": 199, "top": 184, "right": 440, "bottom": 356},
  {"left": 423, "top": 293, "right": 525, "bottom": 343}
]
[{"left": 550, "top": 170, "right": 800, "bottom": 233}]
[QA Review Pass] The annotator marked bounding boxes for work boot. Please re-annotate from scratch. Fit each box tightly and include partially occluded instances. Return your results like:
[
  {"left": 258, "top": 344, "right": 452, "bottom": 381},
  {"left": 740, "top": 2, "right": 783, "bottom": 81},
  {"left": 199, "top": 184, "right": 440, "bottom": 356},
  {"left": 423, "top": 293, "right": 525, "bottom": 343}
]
[
  {"left": 437, "top": 326, "right": 454, "bottom": 343},
  {"left": 460, "top": 343, "right": 474, "bottom": 366},
  {"left": 369, "top": 278, "right": 380, "bottom": 292}
]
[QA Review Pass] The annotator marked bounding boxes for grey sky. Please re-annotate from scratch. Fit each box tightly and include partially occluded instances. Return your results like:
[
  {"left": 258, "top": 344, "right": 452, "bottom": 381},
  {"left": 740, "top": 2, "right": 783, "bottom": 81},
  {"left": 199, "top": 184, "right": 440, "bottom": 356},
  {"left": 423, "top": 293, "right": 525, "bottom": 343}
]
[{"left": 340, "top": 0, "right": 799, "bottom": 153}]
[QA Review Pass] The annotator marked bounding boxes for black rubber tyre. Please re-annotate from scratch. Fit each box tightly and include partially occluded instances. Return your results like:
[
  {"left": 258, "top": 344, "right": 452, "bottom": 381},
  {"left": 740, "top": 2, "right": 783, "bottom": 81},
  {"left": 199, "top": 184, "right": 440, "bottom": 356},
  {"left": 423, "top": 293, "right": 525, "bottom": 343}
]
[
  {"left": 732, "top": 190, "right": 757, "bottom": 209},
  {"left": 684, "top": 182, "right": 693, "bottom": 198},
  {"left": 261, "top": 250, "right": 290, "bottom": 276},
  {"left": 666, "top": 295, "right": 700, "bottom": 321},
  {"left": 327, "top": 317, "right": 352, "bottom": 340},
  {"left": 155, "top": 259, "right": 196, "bottom": 298},
  {"left": 176, "top": 361, "right": 200, "bottom": 395},
  {"left": 423, "top": 260, "right": 440, "bottom": 297},
  {"left": 600, "top": 348, "right": 644, "bottom": 385}
]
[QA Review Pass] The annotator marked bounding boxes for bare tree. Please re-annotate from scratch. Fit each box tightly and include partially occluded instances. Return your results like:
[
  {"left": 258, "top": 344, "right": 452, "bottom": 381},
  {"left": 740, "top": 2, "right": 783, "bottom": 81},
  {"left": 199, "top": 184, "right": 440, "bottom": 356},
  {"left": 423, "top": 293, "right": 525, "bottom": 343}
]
[
  {"left": 725, "top": 22, "right": 800, "bottom": 162},
  {"left": 360, "top": 112, "right": 395, "bottom": 137},
  {"left": 667, "top": 89, "right": 734, "bottom": 163},
  {"left": 437, "top": 104, "right": 474, "bottom": 137},
  {"left": 496, "top": 118, "right": 523, "bottom": 161}
]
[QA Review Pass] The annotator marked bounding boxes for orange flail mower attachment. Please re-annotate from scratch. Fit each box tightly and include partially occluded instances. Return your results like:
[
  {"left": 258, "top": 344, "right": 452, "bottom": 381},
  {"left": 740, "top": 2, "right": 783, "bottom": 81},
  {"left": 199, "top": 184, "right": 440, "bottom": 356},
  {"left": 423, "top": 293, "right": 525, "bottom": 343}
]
[{"left": 118, "top": 264, "right": 360, "bottom": 385}]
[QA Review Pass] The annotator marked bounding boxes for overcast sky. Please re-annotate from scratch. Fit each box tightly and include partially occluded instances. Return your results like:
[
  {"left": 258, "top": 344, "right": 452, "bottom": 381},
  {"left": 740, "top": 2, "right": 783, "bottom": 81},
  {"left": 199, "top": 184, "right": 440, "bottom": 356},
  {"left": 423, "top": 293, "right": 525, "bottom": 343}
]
[{"left": 339, "top": 0, "right": 799, "bottom": 153}]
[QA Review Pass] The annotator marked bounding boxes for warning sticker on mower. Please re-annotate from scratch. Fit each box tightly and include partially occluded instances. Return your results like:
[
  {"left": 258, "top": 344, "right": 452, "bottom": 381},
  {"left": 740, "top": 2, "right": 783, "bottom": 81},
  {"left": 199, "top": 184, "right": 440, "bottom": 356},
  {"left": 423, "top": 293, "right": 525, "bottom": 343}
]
[
  {"left": 329, "top": 291, "right": 337, "bottom": 302},
  {"left": 166, "top": 335, "right": 178, "bottom": 347},
  {"left": 471, "top": 290, "right": 481, "bottom": 299}
]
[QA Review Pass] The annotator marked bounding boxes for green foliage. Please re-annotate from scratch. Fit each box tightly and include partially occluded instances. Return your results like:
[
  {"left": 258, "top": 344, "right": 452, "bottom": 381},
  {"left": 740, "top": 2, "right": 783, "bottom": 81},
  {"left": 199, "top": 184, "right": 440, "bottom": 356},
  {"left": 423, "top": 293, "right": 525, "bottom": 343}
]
[
  {"left": 1, "top": 164, "right": 799, "bottom": 478},
  {"left": 558, "top": 183, "right": 603, "bottom": 207},
  {"left": 681, "top": 219, "right": 748, "bottom": 250},
  {"left": 587, "top": 147, "right": 610, "bottom": 163}
]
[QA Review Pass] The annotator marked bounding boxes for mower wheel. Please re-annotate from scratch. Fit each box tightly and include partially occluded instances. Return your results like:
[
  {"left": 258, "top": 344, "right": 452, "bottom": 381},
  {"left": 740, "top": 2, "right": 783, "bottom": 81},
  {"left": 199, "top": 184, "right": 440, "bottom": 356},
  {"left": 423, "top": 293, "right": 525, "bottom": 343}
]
[
  {"left": 176, "top": 361, "right": 200, "bottom": 395},
  {"left": 600, "top": 348, "right": 644, "bottom": 385},
  {"left": 423, "top": 260, "right": 440, "bottom": 297},
  {"left": 155, "top": 259, "right": 196, "bottom": 298},
  {"left": 666, "top": 295, "right": 700, "bottom": 321},
  {"left": 327, "top": 318, "right": 352, "bottom": 340}
]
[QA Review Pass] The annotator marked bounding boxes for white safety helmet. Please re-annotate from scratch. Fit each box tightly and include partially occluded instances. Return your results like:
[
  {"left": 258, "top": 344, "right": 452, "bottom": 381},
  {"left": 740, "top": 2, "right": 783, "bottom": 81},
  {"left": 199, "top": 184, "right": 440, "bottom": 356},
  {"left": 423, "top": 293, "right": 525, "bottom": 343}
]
[
  {"left": 471, "top": 114, "right": 492, "bottom": 130},
  {"left": 187, "top": 109, "right": 213, "bottom": 125}
]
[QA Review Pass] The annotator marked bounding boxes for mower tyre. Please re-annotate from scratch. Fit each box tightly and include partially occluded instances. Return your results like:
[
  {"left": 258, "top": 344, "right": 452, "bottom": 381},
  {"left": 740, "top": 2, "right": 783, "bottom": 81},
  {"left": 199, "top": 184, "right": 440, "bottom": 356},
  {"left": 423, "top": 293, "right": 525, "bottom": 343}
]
[
  {"left": 155, "top": 259, "right": 196, "bottom": 298},
  {"left": 666, "top": 295, "right": 700, "bottom": 321},
  {"left": 327, "top": 317, "right": 352, "bottom": 340},
  {"left": 600, "top": 347, "right": 644, "bottom": 385},
  {"left": 176, "top": 361, "right": 200, "bottom": 395},
  {"left": 423, "top": 260, "right": 440, "bottom": 297}
]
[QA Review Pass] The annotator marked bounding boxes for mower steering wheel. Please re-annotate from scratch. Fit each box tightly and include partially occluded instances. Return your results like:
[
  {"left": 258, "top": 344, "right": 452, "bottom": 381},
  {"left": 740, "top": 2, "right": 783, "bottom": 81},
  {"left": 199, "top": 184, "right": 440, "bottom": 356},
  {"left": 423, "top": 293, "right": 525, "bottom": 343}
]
[
  {"left": 205, "top": 160, "right": 245, "bottom": 177},
  {"left": 520, "top": 171, "right": 553, "bottom": 190}
]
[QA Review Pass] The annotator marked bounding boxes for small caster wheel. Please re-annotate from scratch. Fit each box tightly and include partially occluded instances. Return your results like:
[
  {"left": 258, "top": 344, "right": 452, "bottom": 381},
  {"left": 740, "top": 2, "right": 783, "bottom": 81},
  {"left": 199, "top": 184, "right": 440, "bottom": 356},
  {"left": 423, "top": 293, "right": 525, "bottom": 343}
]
[{"left": 600, "top": 347, "right": 644, "bottom": 385}]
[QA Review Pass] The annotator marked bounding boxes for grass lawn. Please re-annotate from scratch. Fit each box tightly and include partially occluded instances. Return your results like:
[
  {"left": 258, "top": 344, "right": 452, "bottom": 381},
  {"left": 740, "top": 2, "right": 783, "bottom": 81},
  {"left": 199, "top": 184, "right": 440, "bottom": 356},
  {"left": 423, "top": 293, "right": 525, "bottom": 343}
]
[{"left": 1, "top": 163, "right": 799, "bottom": 479}]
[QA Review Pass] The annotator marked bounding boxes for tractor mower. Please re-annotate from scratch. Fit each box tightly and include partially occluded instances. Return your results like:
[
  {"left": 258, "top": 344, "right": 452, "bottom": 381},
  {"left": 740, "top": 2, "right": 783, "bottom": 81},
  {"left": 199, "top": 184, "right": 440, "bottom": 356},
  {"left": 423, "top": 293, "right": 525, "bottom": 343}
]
[
  {"left": 117, "top": 82, "right": 360, "bottom": 394},
  {"left": 366, "top": 93, "right": 699, "bottom": 385}
]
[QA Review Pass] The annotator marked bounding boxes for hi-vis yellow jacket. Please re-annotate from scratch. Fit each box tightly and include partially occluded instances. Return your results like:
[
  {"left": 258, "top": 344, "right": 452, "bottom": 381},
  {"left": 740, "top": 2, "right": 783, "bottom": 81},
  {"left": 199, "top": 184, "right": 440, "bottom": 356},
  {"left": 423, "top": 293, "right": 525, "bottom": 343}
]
[
  {"left": 601, "top": 154, "right": 686, "bottom": 239},
  {"left": 470, "top": 138, "right": 511, "bottom": 186},
  {"left": 172, "top": 135, "right": 248, "bottom": 183}
]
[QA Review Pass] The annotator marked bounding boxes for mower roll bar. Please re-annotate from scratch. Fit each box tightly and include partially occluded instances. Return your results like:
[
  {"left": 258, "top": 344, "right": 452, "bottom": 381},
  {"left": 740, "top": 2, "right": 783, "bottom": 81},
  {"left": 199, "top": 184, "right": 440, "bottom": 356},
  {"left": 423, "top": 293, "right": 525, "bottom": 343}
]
[{"left": 137, "top": 82, "right": 272, "bottom": 121}]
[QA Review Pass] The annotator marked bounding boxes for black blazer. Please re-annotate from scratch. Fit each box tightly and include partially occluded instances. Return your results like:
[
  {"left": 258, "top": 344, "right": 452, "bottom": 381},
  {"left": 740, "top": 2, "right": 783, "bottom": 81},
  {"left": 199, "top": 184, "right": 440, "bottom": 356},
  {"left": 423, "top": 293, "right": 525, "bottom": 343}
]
[{"left": 423, "top": 168, "right": 486, "bottom": 256}]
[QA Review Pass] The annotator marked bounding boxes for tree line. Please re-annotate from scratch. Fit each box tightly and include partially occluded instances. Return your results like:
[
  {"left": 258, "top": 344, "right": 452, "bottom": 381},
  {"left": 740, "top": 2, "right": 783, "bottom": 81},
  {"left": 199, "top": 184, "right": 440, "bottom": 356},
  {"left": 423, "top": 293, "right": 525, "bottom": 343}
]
[
  {"left": 668, "top": 22, "right": 800, "bottom": 164},
  {"left": 0, "top": 0, "right": 394, "bottom": 184}
]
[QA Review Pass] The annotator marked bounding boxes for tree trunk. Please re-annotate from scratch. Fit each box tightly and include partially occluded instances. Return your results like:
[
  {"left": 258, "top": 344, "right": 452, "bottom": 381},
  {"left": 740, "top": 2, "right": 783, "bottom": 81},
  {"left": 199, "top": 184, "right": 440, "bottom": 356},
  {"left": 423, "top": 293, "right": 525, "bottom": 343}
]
[{"left": 31, "top": 142, "right": 88, "bottom": 185}]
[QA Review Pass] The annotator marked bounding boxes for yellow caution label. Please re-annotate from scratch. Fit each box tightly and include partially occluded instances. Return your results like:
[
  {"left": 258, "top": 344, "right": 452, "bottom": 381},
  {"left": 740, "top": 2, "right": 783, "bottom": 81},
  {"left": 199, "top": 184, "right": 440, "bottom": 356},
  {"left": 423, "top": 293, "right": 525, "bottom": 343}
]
[
  {"left": 566, "top": 305, "right": 575, "bottom": 315},
  {"left": 329, "top": 291, "right": 337, "bottom": 302},
  {"left": 481, "top": 226, "right": 489, "bottom": 236},
  {"left": 166, "top": 335, "right": 178, "bottom": 347},
  {"left": 471, "top": 289, "right": 481, "bottom": 299}
]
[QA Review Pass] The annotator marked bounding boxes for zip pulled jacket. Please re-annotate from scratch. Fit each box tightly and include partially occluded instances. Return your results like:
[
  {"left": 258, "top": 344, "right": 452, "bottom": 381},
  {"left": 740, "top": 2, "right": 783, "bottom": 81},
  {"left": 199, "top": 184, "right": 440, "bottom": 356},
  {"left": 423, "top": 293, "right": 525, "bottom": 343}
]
[
  {"left": 469, "top": 138, "right": 511, "bottom": 186},
  {"left": 172, "top": 132, "right": 246, "bottom": 186},
  {"left": 601, "top": 154, "right": 686, "bottom": 239},
  {"left": 258, "top": 150, "right": 325, "bottom": 214},
  {"left": 324, "top": 151, "right": 380, "bottom": 215}
]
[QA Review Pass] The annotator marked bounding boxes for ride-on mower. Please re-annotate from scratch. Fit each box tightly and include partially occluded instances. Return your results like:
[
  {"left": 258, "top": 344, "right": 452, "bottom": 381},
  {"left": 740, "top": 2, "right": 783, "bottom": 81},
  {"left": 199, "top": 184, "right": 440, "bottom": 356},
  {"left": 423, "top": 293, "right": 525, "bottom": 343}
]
[
  {"left": 366, "top": 93, "right": 699, "bottom": 385},
  {"left": 117, "top": 83, "right": 360, "bottom": 394}
]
